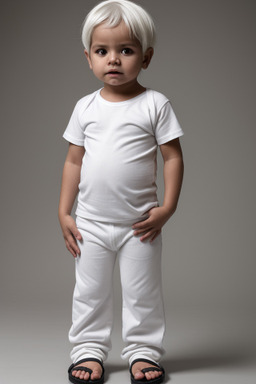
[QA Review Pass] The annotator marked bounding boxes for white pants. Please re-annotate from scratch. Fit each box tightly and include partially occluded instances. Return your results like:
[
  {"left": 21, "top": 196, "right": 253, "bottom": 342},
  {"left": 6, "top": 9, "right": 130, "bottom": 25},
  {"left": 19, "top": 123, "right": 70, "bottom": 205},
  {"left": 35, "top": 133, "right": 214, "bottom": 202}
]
[{"left": 69, "top": 216, "right": 165, "bottom": 365}]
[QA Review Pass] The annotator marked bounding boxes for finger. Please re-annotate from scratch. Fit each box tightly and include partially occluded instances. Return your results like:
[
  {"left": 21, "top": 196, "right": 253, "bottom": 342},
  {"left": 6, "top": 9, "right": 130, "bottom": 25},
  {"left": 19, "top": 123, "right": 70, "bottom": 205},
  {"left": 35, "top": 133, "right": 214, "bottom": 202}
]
[
  {"left": 65, "top": 241, "right": 77, "bottom": 258},
  {"left": 73, "top": 228, "right": 82, "bottom": 241},
  {"left": 140, "top": 229, "right": 156, "bottom": 242},
  {"left": 132, "top": 218, "right": 150, "bottom": 230},
  {"left": 66, "top": 235, "right": 79, "bottom": 252},
  {"left": 66, "top": 233, "right": 80, "bottom": 255},
  {"left": 66, "top": 234, "right": 81, "bottom": 256},
  {"left": 133, "top": 226, "right": 152, "bottom": 236},
  {"left": 69, "top": 224, "right": 82, "bottom": 241},
  {"left": 150, "top": 229, "right": 161, "bottom": 243}
]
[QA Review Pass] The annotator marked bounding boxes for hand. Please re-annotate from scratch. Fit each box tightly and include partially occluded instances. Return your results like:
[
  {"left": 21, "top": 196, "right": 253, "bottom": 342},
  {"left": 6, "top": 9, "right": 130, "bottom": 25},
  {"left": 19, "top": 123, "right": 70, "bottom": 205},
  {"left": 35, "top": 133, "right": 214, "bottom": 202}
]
[
  {"left": 132, "top": 206, "right": 171, "bottom": 243},
  {"left": 59, "top": 214, "right": 82, "bottom": 258}
]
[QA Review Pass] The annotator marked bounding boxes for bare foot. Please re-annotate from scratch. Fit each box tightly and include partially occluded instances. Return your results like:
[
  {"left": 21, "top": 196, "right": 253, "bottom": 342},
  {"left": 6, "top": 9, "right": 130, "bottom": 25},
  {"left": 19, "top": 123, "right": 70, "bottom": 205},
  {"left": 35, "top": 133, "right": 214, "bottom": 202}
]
[
  {"left": 132, "top": 361, "right": 163, "bottom": 381},
  {"left": 72, "top": 360, "right": 103, "bottom": 381}
]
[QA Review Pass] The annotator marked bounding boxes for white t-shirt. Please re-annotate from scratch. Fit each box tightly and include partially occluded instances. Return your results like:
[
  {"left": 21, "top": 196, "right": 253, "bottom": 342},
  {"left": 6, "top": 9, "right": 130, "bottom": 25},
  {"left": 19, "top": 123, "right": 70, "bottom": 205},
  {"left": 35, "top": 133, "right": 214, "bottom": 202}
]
[{"left": 63, "top": 89, "right": 184, "bottom": 223}]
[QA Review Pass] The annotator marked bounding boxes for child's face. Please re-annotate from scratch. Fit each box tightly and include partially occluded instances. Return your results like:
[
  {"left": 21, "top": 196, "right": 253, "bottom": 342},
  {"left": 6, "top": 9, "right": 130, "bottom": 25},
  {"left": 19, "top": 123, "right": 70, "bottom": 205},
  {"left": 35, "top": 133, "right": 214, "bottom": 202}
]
[{"left": 85, "top": 21, "right": 153, "bottom": 91}]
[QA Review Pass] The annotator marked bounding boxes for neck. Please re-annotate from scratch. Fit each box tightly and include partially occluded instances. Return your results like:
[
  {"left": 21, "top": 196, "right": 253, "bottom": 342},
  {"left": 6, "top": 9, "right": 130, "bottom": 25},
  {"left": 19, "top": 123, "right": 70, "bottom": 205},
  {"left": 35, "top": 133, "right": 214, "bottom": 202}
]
[{"left": 101, "top": 81, "right": 146, "bottom": 102}]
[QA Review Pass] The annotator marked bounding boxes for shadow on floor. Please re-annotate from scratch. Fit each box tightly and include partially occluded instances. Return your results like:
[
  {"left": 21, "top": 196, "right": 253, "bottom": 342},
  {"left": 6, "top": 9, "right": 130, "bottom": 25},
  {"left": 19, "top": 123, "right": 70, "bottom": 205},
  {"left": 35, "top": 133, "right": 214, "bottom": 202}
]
[
  {"left": 163, "top": 349, "right": 255, "bottom": 376},
  {"left": 104, "top": 363, "right": 127, "bottom": 381}
]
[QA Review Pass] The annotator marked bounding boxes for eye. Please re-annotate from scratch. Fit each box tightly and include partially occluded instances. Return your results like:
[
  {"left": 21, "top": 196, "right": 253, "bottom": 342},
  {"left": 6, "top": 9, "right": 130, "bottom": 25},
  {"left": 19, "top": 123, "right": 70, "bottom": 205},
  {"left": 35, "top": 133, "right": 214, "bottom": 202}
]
[
  {"left": 121, "top": 48, "right": 133, "bottom": 55},
  {"left": 96, "top": 48, "right": 107, "bottom": 56}
]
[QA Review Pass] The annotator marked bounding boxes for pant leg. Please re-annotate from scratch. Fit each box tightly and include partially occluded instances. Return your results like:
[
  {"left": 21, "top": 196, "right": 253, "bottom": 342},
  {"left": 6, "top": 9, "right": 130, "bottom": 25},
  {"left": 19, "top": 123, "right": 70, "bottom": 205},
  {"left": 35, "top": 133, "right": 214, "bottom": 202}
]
[
  {"left": 69, "top": 217, "right": 116, "bottom": 363},
  {"left": 118, "top": 233, "right": 165, "bottom": 365}
]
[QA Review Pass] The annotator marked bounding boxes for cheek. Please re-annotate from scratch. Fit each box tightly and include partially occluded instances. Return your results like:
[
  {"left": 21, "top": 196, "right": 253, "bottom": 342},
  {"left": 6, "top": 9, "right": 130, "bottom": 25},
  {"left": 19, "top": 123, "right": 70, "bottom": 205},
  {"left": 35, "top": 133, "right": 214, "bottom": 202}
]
[
  {"left": 130, "top": 62, "right": 143, "bottom": 75},
  {"left": 90, "top": 61, "right": 101, "bottom": 72},
  {"left": 129, "top": 58, "right": 143, "bottom": 71},
  {"left": 91, "top": 63, "right": 105, "bottom": 80}
]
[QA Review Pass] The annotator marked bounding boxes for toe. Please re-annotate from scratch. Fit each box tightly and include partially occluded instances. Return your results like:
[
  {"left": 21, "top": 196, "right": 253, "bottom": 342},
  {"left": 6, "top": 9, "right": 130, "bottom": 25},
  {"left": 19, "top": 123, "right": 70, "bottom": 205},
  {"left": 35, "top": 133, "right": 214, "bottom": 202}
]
[
  {"left": 79, "top": 370, "right": 85, "bottom": 379},
  {"left": 145, "top": 371, "right": 161, "bottom": 380},
  {"left": 91, "top": 369, "right": 101, "bottom": 380},
  {"left": 75, "top": 370, "right": 82, "bottom": 378},
  {"left": 145, "top": 371, "right": 154, "bottom": 380},
  {"left": 134, "top": 370, "right": 145, "bottom": 380}
]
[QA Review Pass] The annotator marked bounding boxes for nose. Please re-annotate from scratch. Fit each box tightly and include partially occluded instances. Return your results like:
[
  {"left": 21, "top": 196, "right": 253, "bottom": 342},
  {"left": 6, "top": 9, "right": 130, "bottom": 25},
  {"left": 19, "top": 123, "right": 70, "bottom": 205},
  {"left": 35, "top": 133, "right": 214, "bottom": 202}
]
[{"left": 108, "top": 53, "right": 121, "bottom": 65}]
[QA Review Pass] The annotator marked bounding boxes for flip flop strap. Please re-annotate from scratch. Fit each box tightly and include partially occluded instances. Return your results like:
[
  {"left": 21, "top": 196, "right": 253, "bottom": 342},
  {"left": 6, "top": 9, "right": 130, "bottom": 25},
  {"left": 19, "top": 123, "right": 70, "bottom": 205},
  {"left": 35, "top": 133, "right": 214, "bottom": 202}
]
[
  {"left": 68, "top": 357, "right": 104, "bottom": 375},
  {"left": 141, "top": 367, "right": 162, "bottom": 373},
  {"left": 130, "top": 358, "right": 161, "bottom": 372},
  {"left": 72, "top": 366, "right": 93, "bottom": 374}
]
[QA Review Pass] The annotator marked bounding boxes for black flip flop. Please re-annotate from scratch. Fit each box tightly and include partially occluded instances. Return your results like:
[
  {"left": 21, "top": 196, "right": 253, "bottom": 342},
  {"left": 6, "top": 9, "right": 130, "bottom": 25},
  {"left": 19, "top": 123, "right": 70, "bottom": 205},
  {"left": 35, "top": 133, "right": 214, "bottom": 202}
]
[
  {"left": 130, "top": 358, "right": 165, "bottom": 384},
  {"left": 68, "top": 358, "right": 104, "bottom": 384}
]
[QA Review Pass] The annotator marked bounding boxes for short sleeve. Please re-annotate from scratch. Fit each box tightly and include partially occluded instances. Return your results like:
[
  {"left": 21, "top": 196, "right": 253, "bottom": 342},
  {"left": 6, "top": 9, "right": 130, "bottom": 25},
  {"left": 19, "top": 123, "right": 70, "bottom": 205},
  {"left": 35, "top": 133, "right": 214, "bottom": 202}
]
[
  {"left": 63, "top": 101, "right": 85, "bottom": 146},
  {"left": 154, "top": 101, "right": 184, "bottom": 145}
]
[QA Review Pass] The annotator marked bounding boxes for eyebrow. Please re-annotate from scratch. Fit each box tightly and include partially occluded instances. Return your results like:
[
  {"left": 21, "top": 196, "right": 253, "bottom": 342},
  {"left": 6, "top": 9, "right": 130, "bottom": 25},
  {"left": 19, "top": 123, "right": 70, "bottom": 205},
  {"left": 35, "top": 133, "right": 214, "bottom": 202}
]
[{"left": 91, "top": 42, "right": 139, "bottom": 49}]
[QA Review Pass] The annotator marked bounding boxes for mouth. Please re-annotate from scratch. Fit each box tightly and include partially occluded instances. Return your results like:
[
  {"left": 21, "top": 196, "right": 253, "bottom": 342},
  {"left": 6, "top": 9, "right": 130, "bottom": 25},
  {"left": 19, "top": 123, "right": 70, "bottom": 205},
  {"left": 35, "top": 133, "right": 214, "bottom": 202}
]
[{"left": 106, "top": 70, "right": 122, "bottom": 75}]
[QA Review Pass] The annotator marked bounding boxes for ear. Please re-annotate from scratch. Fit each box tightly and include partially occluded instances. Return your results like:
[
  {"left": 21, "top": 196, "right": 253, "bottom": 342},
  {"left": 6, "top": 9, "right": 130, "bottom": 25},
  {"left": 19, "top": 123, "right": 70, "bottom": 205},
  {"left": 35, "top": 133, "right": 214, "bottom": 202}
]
[
  {"left": 142, "top": 47, "right": 154, "bottom": 69},
  {"left": 84, "top": 49, "right": 93, "bottom": 70}
]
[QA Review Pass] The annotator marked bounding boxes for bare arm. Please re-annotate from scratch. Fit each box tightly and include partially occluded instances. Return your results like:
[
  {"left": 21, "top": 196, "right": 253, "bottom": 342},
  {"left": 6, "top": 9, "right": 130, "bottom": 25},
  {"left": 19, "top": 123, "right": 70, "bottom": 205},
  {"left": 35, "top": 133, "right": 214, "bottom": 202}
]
[
  {"left": 159, "top": 137, "right": 184, "bottom": 216},
  {"left": 58, "top": 143, "right": 85, "bottom": 257},
  {"left": 133, "top": 138, "right": 184, "bottom": 242}
]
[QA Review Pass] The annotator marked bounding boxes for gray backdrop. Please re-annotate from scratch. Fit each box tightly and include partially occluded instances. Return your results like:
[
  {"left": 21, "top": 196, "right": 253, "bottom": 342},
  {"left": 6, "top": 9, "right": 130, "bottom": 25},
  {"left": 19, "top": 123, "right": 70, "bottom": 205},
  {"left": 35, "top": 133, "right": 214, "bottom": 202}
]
[{"left": 1, "top": 0, "right": 256, "bottom": 319}]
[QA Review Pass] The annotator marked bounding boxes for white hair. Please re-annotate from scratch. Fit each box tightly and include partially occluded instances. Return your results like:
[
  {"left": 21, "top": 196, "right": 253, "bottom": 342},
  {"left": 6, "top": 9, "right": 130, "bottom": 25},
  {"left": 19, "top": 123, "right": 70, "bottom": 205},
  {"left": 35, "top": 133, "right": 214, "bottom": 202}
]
[{"left": 81, "top": 0, "right": 156, "bottom": 54}]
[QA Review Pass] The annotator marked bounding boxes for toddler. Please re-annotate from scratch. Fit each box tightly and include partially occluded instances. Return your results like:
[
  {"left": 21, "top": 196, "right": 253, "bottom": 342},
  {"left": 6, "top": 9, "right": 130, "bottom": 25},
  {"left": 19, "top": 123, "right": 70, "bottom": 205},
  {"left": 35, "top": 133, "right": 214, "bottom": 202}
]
[{"left": 58, "top": 1, "right": 184, "bottom": 383}]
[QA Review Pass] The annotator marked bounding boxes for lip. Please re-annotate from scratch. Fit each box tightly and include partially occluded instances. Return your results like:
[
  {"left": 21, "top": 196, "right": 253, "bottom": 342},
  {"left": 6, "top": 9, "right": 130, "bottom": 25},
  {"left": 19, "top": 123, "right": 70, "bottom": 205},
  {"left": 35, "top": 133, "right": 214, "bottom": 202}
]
[{"left": 106, "top": 70, "right": 123, "bottom": 76}]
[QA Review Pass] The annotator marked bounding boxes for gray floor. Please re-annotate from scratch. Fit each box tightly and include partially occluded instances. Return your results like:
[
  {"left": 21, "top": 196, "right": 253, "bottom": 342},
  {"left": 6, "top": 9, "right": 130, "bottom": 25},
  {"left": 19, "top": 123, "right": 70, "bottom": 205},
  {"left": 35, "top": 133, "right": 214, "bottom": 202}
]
[{"left": 1, "top": 304, "right": 256, "bottom": 384}]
